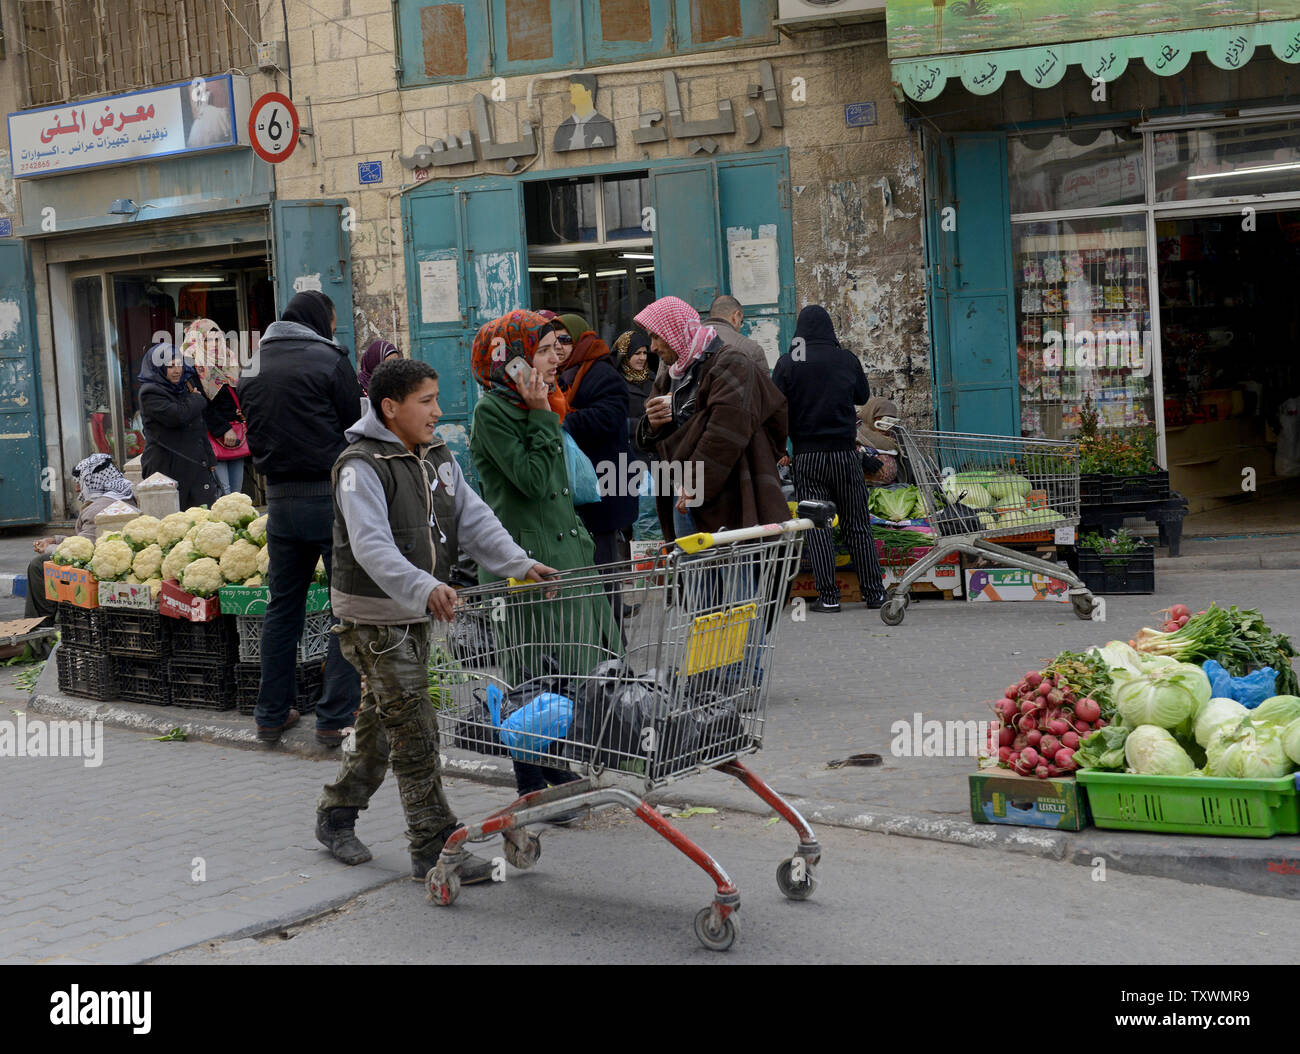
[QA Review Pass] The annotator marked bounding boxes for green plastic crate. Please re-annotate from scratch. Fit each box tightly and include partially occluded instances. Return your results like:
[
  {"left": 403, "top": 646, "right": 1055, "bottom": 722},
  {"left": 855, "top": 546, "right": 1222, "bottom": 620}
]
[{"left": 1076, "top": 770, "right": 1300, "bottom": 838}]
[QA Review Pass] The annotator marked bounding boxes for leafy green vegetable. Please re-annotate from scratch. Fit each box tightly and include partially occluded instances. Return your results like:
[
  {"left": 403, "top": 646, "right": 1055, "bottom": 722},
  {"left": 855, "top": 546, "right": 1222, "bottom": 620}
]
[
  {"left": 1282, "top": 718, "right": 1300, "bottom": 766},
  {"left": 1205, "top": 720, "right": 1294, "bottom": 779},
  {"left": 1124, "top": 725, "right": 1196, "bottom": 776},
  {"left": 869, "top": 486, "right": 923, "bottom": 522},
  {"left": 1133, "top": 604, "right": 1298, "bottom": 696},
  {"left": 1045, "top": 650, "right": 1114, "bottom": 712},
  {"left": 1250, "top": 695, "right": 1300, "bottom": 732},
  {"left": 1075, "top": 725, "right": 1131, "bottom": 771},
  {"left": 1194, "top": 698, "right": 1249, "bottom": 748},
  {"left": 1113, "top": 662, "right": 1210, "bottom": 729}
]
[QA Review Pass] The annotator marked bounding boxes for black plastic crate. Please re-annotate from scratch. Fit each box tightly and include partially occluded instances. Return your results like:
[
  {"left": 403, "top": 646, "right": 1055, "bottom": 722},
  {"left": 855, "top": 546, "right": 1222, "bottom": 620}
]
[
  {"left": 1077, "top": 546, "right": 1155, "bottom": 595},
  {"left": 164, "top": 615, "right": 239, "bottom": 663},
  {"left": 56, "top": 604, "right": 108, "bottom": 652},
  {"left": 110, "top": 654, "right": 171, "bottom": 706},
  {"left": 1079, "top": 473, "right": 1103, "bottom": 507},
  {"left": 56, "top": 644, "right": 115, "bottom": 701},
  {"left": 105, "top": 609, "right": 171, "bottom": 658},
  {"left": 233, "top": 660, "right": 324, "bottom": 716},
  {"left": 1101, "top": 470, "right": 1170, "bottom": 506},
  {"left": 167, "top": 657, "right": 235, "bottom": 711}
]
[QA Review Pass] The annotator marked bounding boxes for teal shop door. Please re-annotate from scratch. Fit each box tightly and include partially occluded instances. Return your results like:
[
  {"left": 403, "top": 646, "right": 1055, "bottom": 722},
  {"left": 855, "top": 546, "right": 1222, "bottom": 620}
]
[
  {"left": 924, "top": 132, "right": 1018, "bottom": 435},
  {"left": 0, "top": 241, "right": 48, "bottom": 526},
  {"left": 651, "top": 150, "right": 794, "bottom": 369},
  {"left": 403, "top": 177, "right": 526, "bottom": 482},
  {"left": 271, "top": 199, "right": 356, "bottom": 359}
]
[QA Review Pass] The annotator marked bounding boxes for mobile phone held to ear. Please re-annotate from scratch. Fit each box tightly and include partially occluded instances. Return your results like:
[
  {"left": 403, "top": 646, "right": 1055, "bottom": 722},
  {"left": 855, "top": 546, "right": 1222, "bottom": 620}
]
[{"left": 504, "top": 356, "right": 532, "bottom": 387}]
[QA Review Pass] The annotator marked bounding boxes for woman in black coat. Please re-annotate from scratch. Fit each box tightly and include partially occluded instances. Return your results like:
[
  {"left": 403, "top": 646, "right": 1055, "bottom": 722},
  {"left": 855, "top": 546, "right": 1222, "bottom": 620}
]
[
  {"left": 138, "top": 342, "right": 219, "bottom": 509},
  {"left": 559, "top": 320, "right": 640, "bottom": 565}
]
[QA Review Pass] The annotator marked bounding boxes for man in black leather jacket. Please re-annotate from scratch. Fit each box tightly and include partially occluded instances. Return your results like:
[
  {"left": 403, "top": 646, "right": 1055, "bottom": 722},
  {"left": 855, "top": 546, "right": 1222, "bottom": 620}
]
[{"left": 241, "top": 290, "right": 363, "bottom": 746}]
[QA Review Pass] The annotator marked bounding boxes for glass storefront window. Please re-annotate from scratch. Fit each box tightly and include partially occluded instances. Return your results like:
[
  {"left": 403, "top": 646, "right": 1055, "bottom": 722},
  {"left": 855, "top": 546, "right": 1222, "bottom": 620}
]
[
  {"left": 1012, "top": 214, "right": 1155, "bottom": 441},
  {"left": 1153, "top": 119, "right": 1300, "bottom": 202},
  {"left": 524, "top": 177, "right": 597, "bottom": 245},
  {"left": 1009, "top": 128, "right": 1144, "bottom": 213},
  {"left": 601, "top": 174, "right": 650, "bottom": 240},
  {"left": 72, "top": 275, "right": 111, "bottom": 464}
]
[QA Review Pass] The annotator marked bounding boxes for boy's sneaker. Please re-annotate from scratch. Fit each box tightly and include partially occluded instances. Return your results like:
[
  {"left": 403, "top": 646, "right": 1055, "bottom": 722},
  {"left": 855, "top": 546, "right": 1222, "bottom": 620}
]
[
  {"left": 315, "top": 807, "right": 372, "bottom": 866},
  {"left": 411, "top": 849, "right": 495, "bottom": 884}
]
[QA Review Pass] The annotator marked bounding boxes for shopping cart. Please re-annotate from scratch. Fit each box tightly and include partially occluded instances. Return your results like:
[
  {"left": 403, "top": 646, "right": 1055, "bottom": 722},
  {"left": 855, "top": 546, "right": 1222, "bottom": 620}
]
[
  {"left": 425, "top": 502, "right": 835, "bottom": 951},
  {"left": 878, "top": 422, "right": 1097, "bottom": 626}
]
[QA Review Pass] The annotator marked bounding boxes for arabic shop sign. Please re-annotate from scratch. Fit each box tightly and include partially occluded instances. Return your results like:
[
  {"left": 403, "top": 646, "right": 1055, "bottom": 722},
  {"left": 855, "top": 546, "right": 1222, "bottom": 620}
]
[
  {"left": 8, "top": 75, "right": 247, "bottom": 179},
  {"left": 887, "top": 0, "right": 1300, "bottom": 59}
]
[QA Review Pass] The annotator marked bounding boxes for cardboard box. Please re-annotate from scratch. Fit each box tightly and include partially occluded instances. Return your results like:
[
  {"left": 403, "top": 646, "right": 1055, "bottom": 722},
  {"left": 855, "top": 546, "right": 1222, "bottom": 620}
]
[
  {"left": 43, "top": 562, "right": 98, "bottom": 609},
  {"left": 965, "top": 567, "right": 1070, "bottom": 603},
  {"left": 217, "top": 583, "right": 329, "bottom": 616},
  {"left": 98, "top": 580, "right": 155, "bottom": 609},
  {"left": 969, "top": 769, "right": 1091, "bottom": 831},
  {"left": 790, "top": 572, "right": 862, "bottom": 602},
  {"left": 159, "top": 579, "right": 221, "bottom": 622}
]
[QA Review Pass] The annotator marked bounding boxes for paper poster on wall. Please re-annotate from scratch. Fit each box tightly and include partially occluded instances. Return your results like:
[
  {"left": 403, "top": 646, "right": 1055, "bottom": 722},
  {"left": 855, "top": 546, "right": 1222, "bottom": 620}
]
[
  {"left": 474, "top": 252, "right": 520, "bottom": 320},
  {"left": 727, "top": 237, "right": 779, "bottom": 306},
  {"left": 420, "top": 259, "right": 460, "bottom": 324}
]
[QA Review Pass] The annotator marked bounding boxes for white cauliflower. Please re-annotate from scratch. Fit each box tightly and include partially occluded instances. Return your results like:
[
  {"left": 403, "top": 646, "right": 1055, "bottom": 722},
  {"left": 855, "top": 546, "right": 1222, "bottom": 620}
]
[
  {"left": 51, "top": 535, "right": 94, "bottom": 567},
  {"left": 242, "top": 574, "right": 263, "bottom": 587},
  {"left": 244, "top": 514, "right": 269, "bottom": 546},
  {"left": 132, "top": 543, "right": 164, "bottom": 581},
  {"left": 180, "top": 557, "right": 223, "bottom": 597},
  {"left": 194, "top": 520, "right": 234, "bottom": 559},
  {"left": 257, "top": 545, "right": 270, "bottom": 577},
  {"left": 91, "top": 537, "right": 134, "bottom": 581},
  {"left": 157, "top": 512, "right": 195, "bottom": 550},
  {"left": 219, "top": 539, "right": 261, "bottom": 583},
  {"left": 211, "top": 492, "right": 256, "bottom": 527},
  {"left": 124, "top": 573, "right": 141, "bottom": 585},
  {"left": 161, "top": 538, "right": 198, "bottom": 583},
  {"left": 142, "top": 577, "right": 162, "bottom": 597},
  {"left": 122, "top": 515, "right": 161, "bottom": 549},
  {"left": 186, "top": 507, "right": 212, "bottom": 525}
]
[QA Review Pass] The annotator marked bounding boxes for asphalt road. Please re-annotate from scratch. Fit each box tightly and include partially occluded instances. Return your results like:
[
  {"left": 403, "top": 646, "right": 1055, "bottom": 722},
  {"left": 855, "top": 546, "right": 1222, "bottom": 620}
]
[{"left": 161, "top": 806, "right": 1300, "bottom": 965}]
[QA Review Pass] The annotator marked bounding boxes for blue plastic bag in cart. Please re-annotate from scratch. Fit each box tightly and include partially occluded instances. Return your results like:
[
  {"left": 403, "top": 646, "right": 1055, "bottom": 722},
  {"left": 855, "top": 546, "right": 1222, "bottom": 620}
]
[
  {"left": 485, "top": 683, "right": 573, "bottom": 763},
  {"left": 1202, "top": 659, "right": 1278, "bottom": 709}
]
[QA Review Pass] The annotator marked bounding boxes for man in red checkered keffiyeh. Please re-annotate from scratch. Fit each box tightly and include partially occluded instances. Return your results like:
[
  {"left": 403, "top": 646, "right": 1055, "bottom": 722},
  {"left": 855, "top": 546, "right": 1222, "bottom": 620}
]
[{"left": 633, "top": 296, "right": 717, "bottom": 379}]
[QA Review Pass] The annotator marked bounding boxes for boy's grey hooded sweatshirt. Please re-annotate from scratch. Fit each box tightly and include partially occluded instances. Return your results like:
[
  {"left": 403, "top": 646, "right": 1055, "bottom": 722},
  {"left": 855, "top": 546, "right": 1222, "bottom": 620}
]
[{"left": 335, "top": 410, "right": 534, "bottom": 621}]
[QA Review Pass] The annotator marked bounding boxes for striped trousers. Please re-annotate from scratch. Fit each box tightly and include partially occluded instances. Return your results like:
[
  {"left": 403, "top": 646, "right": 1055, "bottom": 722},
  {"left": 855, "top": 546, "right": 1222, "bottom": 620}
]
[{"left": 792, "top": 449, "right": 885, "bottom": 606}]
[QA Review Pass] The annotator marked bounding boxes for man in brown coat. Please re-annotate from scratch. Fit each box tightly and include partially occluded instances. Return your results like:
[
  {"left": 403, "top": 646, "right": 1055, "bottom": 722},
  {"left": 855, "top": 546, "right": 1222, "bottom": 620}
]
[{"left": 633, "top": 296, "right": 787, "bottom": 541}]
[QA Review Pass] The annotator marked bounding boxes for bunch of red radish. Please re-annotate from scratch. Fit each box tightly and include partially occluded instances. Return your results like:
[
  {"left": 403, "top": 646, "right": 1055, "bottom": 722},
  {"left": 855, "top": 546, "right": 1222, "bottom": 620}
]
[
  {"left": 987, "top": 671, "right": 1107, "bottom": 779},
  {"left": 1158, "top": 603, "right": 1195, "bottom": 633}
]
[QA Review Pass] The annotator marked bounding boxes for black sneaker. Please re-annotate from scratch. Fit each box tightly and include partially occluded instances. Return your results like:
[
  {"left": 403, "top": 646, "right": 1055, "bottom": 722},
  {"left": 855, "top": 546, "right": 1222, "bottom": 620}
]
[
  {"left": 315, "top": 807, "right": 373, "bottom": 866},
  {"left": 865, "top": 597, "right": 886, "bottom": 610},
  {"left": 811, "top": 600, "right": 841, "bottom": 613}
]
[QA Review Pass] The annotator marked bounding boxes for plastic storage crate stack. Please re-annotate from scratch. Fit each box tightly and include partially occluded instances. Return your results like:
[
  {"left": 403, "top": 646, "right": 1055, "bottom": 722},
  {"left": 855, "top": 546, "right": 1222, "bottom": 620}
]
[
  {"left": 55, "top": 605, "right": 115, "bottom": 701},
  {"left": 106, "top": 608, "right": 173, "bottom": 705},
  {"left": 228, "top": 593, "right": 331, "bottom": 716},
  {"left": 166, "top": 615, "right": 241, "bottom": 710}
]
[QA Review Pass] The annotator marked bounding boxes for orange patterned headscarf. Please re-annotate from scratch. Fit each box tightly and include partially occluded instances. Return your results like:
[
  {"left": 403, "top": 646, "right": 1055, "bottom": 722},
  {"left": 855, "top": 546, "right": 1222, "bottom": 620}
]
[{"left": 471, "top": 309, "right": 567, "bottom": 420}]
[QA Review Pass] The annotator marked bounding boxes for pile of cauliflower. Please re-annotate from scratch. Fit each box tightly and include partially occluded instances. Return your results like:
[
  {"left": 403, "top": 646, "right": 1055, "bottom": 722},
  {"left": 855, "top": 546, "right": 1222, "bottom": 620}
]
[{"left": 109, "top": 493, "right": 276, "bottom": 597}]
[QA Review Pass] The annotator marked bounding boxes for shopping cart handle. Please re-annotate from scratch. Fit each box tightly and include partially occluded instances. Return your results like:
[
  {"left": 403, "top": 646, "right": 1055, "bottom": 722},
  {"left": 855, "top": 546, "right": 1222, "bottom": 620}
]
[{"left": 797, "top": 500, "right": 837, "bottom": 529}]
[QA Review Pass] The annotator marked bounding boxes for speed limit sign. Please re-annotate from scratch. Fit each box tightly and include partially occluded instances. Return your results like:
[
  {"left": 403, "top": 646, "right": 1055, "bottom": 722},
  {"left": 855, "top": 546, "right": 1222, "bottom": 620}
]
[{"left": 248, "top": 92, "right": 300, "bottom": 164}]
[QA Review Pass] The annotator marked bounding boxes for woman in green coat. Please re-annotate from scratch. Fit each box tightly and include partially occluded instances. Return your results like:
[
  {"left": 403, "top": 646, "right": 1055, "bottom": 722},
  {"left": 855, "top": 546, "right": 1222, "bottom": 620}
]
[{"left": 470, "top": 310, "right": 622, "bottom": 796}]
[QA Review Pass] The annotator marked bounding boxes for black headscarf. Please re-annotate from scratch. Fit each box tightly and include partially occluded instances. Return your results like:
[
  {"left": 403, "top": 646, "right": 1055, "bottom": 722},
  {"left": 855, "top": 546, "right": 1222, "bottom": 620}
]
[
  {"left": 793, "top": 304, "right": 841, "bottom": 355},
  {"left": 137, "top": 341, "right": 200, "bottom": 394},
  {"left": 281, "top": 290, "right": 335, "bottom": 341}
]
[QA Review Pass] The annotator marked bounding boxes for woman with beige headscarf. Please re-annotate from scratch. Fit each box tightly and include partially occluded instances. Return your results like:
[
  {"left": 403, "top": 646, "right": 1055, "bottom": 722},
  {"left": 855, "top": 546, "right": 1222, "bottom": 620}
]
[{"left": 857, "top": 395, "right": 900, "bottom": 485}]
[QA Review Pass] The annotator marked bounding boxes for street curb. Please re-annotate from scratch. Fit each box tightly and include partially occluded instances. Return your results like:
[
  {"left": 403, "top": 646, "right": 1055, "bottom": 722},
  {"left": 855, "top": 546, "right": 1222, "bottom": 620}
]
[
  {"left": 1158, "top": 551, "right": 1300, "bottom": 571},
  {"left": 28, "top": 655, "right": 1300, "bottom": 904},
  {"left": 0, "top": 573, "right": 26, "bottom": 598}
]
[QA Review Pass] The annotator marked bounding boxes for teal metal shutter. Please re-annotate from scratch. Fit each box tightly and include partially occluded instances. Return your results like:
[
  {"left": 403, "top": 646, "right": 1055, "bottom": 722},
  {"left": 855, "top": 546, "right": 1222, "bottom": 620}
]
[
  {"left": 923, "top": 131, "right": 1018, "bottom": 436},
  {"left": 403, "top": 176, "right": 526, "bottom": 484},
  {"left": 649, "top": 162, "right": 722, "bottom": 313},
  {"left": 0, "top": 241, "right": 48, "bottom": 526},
  {"left": 271, "top": 199, "right": 356, "bottom": 360},
  {"left": 716, "top": 150, "right": 795, "bottom": 365}
]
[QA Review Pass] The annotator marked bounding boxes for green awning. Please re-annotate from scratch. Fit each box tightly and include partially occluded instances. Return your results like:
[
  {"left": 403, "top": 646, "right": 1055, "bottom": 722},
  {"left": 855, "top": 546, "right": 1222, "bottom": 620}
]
[{"left": 892, "top": 18, "right": 1300, "bottom": 102}]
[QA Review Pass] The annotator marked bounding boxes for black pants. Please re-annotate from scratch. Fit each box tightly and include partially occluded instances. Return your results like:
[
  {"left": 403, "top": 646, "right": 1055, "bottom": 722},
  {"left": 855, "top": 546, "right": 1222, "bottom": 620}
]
[
  {"left": 793, "top": 449, "right": 885, "bottom": 605},
  {"left": 24, "top": 553, "right": 56, "bottom": 620}
]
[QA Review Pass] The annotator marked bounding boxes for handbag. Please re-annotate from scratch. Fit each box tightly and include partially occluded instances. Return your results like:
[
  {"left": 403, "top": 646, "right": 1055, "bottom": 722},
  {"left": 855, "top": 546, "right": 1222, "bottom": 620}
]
[
  {"left": 209, "top": 387, "right": 250, "bottom": 461},
  {"left": 562, "top": 428, "right": 602, "bottom": 505}
]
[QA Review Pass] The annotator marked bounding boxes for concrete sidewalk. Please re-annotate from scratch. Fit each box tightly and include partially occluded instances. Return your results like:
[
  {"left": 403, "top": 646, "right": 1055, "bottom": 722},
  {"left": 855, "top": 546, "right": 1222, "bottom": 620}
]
[{"left": 11, "top": 565, "right": 1300, "bottom": 964}]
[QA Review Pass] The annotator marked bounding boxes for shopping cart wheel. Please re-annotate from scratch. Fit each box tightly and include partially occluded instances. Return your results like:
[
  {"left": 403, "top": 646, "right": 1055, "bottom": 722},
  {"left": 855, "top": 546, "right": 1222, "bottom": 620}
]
[
  {"left": 776, "top": 858, "right": 818, "bottom": 901},
  {"left": 885, "top": 586, "right": 911, "bottom": 609},
  {"left": 693, "top": 906, "right": 740, "bottom": 951},
  {"left": 426, "top": 867, "right": 460, "bottom": 907},
  {"left": 879, "top": 598, "right": 906, "bottom": 626},
  {"left": 1071, "top": 593, "right": 1097, "bottom": 621},
  {"left": 503, "top": 830, "right": 542, "bottom": 870}
]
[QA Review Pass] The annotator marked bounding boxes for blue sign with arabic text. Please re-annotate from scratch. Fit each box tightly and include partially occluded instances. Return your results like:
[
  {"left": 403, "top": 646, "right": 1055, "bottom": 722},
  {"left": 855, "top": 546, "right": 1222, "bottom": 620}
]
[
  {"left": 844, "top": 102, "right": 877, "bottom": 128},
  {"left": 358, "top": 161, "right": 383, "bottom": 185}
]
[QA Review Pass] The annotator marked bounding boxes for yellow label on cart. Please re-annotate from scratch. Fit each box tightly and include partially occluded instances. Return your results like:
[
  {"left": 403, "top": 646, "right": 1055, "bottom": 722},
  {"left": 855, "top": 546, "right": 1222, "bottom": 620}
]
[{"left": 685, "top": 602, "right": 757, "bottom": 675}]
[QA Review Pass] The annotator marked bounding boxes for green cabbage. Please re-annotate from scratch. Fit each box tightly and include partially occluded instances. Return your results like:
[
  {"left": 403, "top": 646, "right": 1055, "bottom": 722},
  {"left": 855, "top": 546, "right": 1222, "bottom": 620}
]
[
  {"left": 941, "top": 476, "right": 994, "bottom": 509},
  {"left": 987, "top": 473, "right": 1032, "bottom": 501},
  {"left": 1124, "top": 725, "right": 1196, "bottom": 775},
  {"left": 1194, "top": 697, "right": 1249, "bottom": 748},
  {"left": 1283, "top": 717, "right": 1300, "bottom": 765},
  {"left": 1205, "top": 720, "right": 1294, "bottom": 779},
  {"left": 870, "top": 486, "right": 921, "bottom": 522},
  {"left": 1114, "top": 661, "right": 1211, "bottom": 729},
  {"left": 1092, "top": 641, "right": 1177, "bottom": 679},
  {"left": 1074, "top": 725, "right": 1131, "bottom": 771},
  {"left": 1250, "top": 695, "right": 1300, "bottom": 732}
]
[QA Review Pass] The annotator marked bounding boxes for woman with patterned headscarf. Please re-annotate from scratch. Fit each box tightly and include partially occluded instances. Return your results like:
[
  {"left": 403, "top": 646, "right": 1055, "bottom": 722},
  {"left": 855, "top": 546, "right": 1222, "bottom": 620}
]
[
  {"left": 182, "top": 319, "right": 249, "bottom": 497},
  {"left": 469, "top": 309, "right": 621, "bottom": 806}
]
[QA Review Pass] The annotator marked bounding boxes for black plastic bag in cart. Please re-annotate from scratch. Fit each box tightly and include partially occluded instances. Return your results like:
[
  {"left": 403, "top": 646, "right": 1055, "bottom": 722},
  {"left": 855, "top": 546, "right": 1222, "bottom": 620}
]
[
  {"left": 934, "top": 500, "right": 982, "bottom": 535},
  {"left": 445, "top": 611, "right": 498, "bottom": 668},
  {"left": 652, "top": 690, "right": 748, "bottom": 775},
  {"left": 564, "top": 660, "right": 671, "bottom": 771}
]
